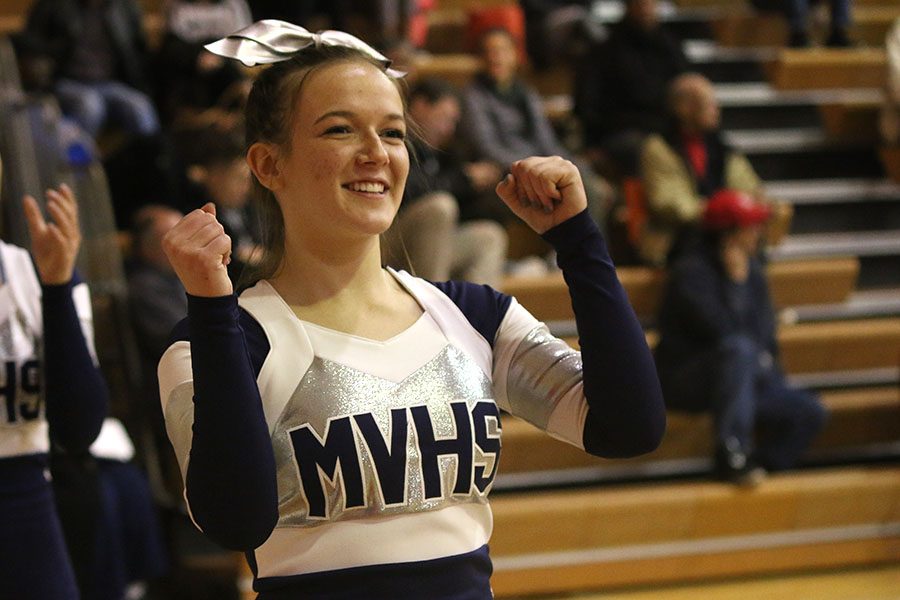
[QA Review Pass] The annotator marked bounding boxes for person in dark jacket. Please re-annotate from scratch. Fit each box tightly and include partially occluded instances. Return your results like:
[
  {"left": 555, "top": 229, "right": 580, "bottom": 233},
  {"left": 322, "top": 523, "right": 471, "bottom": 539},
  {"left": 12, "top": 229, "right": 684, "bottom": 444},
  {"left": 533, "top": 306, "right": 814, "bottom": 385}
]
[
  {"left": 575, "top": 0, "right": 687, "bottom": 176},
  {"left": 22, "top": 0, "right": 160, "bottom": 137},
  {"left": 786, "top": 0, "right": 853, "bottom": 48},
  {"left": 386, "top": 78, "right": 507, "bottom": 286},
  {"left": 155, "top": 0, "right": 253, "bottom": 126},
  {"left": 654, "top": 189, "right": 827, "bottom": 485},
  {"left": 174, "top": 124, "right": 259, "bottom": 284}
]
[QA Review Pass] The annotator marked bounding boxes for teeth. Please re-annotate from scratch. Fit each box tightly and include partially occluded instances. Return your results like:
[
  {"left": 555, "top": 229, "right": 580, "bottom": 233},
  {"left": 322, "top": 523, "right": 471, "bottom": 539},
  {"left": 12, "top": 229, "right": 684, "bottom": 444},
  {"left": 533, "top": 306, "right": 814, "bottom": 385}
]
[{"left": 349, "top": 182, "right": 385, "bottom": 193}]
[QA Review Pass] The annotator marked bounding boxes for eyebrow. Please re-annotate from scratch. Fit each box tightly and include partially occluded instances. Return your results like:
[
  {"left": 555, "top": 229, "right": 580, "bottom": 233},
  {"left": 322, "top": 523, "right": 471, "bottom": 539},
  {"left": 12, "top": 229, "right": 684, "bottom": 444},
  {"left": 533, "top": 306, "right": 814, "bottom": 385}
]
[{"left": 314, "top": 110, "right": 406, "bottom": 125}]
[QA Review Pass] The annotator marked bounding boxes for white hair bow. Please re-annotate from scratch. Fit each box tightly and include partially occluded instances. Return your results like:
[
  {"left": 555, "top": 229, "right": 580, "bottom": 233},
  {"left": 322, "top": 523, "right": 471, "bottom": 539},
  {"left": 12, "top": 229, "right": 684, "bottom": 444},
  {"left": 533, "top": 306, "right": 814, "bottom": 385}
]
[{"left": 205, "top": 19, "right": 404, "bottom": 77}]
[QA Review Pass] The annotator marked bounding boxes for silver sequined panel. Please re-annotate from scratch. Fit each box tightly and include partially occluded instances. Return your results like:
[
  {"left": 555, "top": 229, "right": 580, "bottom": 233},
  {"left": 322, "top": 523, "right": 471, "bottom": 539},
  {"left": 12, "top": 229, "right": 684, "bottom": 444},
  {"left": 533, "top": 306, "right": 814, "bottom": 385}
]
[
  {"left": 505, "top": 326, "right": 582, "bottom": 431},
  {"left": 272, "top": 344, "right": 498, "bottom": 527}
]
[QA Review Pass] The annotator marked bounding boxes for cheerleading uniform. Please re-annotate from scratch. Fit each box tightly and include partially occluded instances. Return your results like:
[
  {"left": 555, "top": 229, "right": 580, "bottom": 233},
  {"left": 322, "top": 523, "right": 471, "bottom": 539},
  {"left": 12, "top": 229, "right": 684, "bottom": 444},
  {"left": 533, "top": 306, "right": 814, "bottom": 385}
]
[
  {"left": 158, "top": 210, "right": 665, "bottom": 598},
  {"left": 0, "top": 240, "right": 108, "bottom": 600}
]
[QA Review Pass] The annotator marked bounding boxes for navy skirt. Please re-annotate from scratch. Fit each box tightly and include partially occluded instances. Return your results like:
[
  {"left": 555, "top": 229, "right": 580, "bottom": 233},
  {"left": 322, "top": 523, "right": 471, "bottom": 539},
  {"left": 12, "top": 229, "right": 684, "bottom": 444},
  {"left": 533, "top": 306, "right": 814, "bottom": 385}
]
[{"left": 0, "top": 453, "right": 79, "bottom": 600}]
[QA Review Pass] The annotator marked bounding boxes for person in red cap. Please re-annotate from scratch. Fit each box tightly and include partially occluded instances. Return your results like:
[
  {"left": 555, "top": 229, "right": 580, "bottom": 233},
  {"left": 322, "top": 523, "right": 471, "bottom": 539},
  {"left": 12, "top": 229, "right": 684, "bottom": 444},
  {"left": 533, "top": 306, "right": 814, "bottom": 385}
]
[{"left": 653, "top": 189, "right": 827, "bottom": 485}]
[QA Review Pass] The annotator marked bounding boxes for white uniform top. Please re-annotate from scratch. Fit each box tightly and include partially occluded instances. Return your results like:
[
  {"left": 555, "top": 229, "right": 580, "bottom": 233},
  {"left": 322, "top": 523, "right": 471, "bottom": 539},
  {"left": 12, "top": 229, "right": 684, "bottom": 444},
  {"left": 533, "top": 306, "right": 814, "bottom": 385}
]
[
  {"left": 160, "top": 270, "right": 590, "bottom": 579},
  {"left": 0, "top": 240, "right": 95, "bottom": 459}
]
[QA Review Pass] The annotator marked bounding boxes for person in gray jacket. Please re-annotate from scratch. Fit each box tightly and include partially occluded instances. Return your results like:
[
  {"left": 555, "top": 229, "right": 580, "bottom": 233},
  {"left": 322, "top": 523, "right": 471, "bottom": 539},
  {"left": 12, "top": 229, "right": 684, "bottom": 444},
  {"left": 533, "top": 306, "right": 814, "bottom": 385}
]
[{"left": 460, "top": 27, "right": 612, "bottom": 228}]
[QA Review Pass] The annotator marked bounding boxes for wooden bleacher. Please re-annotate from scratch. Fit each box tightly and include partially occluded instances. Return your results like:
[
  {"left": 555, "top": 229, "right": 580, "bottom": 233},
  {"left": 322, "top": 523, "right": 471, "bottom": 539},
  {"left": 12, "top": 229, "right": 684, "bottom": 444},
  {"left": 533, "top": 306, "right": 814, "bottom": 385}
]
[
  {"left": 0, "top": 0, "right": 27, "bottom": 34},
  {"left": 711, "top": 6, "right": 900, "bottom": 49},
  {"left": 488, "top": 466, "right": 900, "bottom": 597},
  {"left": 879, "top": 146, "right": 900, "bottom": 183},
  {"left": 766, "top": 49, "right": 887, "bottom": 91},
  {"left": 711, "top": 11, "right": 789, "bottom": 48},
  {"left": 561, "top": 317, "right": 900, "bottom": 376},
  {"left": 819, "top": 96, "right": 883, "bottom": 141},
  {"left": 779, "top": 317, "right": 900, "bottom": 373},
  {"left": 500, "top": 256, "right": 861, "bottom": 322},
  {"left": 409, "top": 52, "right": 481, "bottom": 88}
]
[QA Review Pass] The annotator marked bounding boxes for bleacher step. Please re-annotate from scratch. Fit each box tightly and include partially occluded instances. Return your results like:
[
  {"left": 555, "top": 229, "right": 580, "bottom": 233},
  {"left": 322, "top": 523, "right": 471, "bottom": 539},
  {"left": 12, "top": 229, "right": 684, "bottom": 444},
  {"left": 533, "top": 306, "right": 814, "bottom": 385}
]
[
  {"left": 766, "top": 49, "right": 887, "bottom": 91},
  {"left": 787, "top": 288, "right": 900, "bottom": 323},
  {"left": 489, "top": 466, "right": 900, "bottom": 597},
  {"left": 715, "top": 82, "right": 883, "bottom": 108},
  {"left": 770, "top": 230, "right": 900, "bottom": 259},
  {"left": 685, "top": 39, "right": 776, "bottom": 64},
  {"left": 789, "top": 366, "right": 899, "bottom": 390},
  {"left": 765, "top": 178, "right": 900, "bottom": 205},
  {"left": 724, "top": 127, "right": 841, "bottom": 154},
  {"left": 778, "top": 317, "right": 900, "bottom": 373},
  {"left": 501, "top": 257, "right": 860, "bottom": 322}
]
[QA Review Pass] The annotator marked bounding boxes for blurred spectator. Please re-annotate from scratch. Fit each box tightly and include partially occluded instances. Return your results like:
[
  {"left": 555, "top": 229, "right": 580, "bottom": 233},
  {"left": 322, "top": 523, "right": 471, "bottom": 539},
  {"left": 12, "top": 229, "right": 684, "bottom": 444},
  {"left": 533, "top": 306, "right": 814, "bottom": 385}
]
[
  {"left": 176, "top": 125, "right": 258, "bottom": 281},
  {"left": 575, "top": 0, "right": 687, "bottom": 177},
  {"left": 460, "top": 27, "right": 613, "bottom": 227},
  {"left": 520, "top": 0, "right": 592, "bottom": 70},
  {"left": 21, "top": 0, "right": 160, "bottom": 138},
  {"left": 126, "top": 205, "right": 186, "bottom": 501},
  {"left": 385, "top": 78, "right": 507, "bottom": 286},
  {"left": 881, "top": 18, "right": 900, "bottom": 145},
  {"left": 654, "top": 190, "right": 827, "bottom": 485},
  {"left": 55, "top": 419, "right": 169, "bottom": 600},
  {"left": 155, "top": 0, "right": 253, "bottom": 127},
  {"left": 127, "top": 205, "right": 187, "bottom": 383},
  {"left": 787, "top": 0, "right": 853, "bottom": 48},
  {"left": 247, "top": 0, "right": 359, "bottom": 38},
  {"left": 638, "top": 73, "right": 790, "bottom": 267}
]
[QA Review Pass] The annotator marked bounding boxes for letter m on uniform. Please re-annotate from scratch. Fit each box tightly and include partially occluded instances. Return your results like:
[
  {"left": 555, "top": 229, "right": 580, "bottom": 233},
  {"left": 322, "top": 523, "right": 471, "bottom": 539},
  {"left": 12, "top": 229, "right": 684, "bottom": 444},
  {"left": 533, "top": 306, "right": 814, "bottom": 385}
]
[{"left": 289, "top": 417, "right": 364, "bottom": 518}]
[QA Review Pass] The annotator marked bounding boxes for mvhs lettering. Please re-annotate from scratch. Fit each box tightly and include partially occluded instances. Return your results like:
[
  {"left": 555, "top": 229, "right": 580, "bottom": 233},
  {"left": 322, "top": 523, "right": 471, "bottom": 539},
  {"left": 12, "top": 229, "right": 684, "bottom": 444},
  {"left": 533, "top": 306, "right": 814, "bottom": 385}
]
[{"left": 289, "top": 401, "right": 501, "bottom": 518}]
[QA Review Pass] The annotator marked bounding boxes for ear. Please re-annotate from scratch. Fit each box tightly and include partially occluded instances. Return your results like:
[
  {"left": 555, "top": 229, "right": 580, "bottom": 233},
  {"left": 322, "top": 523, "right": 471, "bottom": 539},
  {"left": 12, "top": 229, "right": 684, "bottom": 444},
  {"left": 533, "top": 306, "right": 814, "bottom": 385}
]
[{"left": 247, "top": 142, "right": 283, "bottom": 192}]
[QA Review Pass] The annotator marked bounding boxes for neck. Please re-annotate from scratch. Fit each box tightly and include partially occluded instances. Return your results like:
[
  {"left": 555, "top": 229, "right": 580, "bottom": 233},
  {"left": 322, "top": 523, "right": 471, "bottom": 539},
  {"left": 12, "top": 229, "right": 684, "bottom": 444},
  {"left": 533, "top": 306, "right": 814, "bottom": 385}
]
[{"left": 270, "top": 232, "right": 389, "bottom": 309}]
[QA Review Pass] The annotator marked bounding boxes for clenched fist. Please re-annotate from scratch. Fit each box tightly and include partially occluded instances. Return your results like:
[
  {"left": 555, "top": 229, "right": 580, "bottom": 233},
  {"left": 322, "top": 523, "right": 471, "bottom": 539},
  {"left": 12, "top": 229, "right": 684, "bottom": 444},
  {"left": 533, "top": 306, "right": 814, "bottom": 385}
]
[
  {"left": 162, "top": 203, "right": 233, "bottom": 297},
  {"left": 495, "top": 156, "right": 588, "bottom": 234}
]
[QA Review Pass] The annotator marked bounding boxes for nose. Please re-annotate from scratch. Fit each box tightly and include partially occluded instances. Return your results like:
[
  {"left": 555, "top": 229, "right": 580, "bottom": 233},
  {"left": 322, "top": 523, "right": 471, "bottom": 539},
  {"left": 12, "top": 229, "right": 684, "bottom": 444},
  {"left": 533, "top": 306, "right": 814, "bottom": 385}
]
[{"left": 358, "top": 131, "right": 389, "bottom": 165}]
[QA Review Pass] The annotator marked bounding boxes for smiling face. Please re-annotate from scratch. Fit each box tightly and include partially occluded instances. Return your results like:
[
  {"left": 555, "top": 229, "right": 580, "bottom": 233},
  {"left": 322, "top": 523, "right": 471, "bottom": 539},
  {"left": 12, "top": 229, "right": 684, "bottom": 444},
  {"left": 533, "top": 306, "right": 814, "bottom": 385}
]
[{"left": 269, "top": 60, "right": 409, "bottom": 246}]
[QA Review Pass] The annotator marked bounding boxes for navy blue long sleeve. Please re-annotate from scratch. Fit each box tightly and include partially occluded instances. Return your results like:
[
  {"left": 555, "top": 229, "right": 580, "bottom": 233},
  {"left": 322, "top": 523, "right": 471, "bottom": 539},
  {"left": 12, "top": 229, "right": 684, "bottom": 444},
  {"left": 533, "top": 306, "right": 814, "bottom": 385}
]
[
  {"left": 42, "top": 281, "right": 108, "bottom": 452},
  {"left": 183, "top": 294, "right": 279, "bottom": 550},
  {"left": 542, "top": 210, "right": 666, "bottom": 457}
]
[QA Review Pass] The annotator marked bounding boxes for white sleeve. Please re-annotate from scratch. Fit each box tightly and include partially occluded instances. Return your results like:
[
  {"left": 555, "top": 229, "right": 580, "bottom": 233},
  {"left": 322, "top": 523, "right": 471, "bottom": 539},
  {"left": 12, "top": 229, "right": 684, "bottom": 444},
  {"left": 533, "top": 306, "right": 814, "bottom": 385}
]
[
  {"left": 158, "top": 341, "right": 196, "bottom": 482},
  {"left": 492, "top": 298, "right": 589, "bottom": 449},
  {"left": 158, "top": 340, "right": 202, "bottom": 525},
  {"left": 72, "top": 281, "right": 99, "bottom": 366}
]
